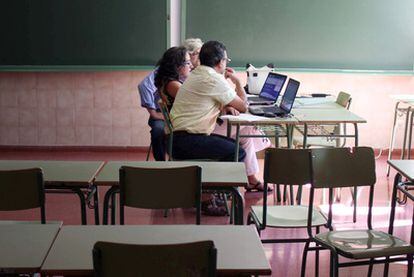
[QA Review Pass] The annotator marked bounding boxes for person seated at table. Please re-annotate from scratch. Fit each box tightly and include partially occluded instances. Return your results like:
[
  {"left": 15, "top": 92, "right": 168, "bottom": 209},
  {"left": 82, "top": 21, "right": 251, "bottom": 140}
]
[
  {"left": 169, "top": 40, "right": 247, "bottom": 162},
  {"left": 137, "top": 38, "right": 203, "bottom": 161},
  {"left": 158, "top": 41, "right": 271, "bottom": 192}
]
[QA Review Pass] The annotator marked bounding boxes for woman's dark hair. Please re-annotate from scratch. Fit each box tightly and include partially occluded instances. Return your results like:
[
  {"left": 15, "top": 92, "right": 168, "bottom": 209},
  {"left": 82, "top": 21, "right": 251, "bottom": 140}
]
[
  {"left": 154, "top": 46, "right": 188, "bottom": 89},
  {"left": 199, "top": 41, "right": 226, "bottom": 67}
]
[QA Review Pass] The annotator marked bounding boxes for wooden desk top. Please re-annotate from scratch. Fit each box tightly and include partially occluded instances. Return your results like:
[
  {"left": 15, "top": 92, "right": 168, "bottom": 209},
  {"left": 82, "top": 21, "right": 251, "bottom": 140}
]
[
  {"left": 388, "top": 160, "right": 414, "bottom": 181},
  {"left": 94, "top": 161, "right": 248, "bottom": 187},
  {"left": 41, "top": 225, "right": 271, "bottom": 276},
  {"left": 292, "top": 108, "right": 366, "bottom": 124},
  {"left": 0, "top": 160, "right": 105, "bottom": 185},
  {"left": 0, "top": 221, "right": 62, "bottom": 273}
]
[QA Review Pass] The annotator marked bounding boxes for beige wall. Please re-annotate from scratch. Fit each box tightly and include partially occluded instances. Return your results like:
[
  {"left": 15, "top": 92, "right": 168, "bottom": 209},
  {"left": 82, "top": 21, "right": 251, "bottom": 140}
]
[{"left": 0, "top": 71, "right": 413, "bottom": 149}]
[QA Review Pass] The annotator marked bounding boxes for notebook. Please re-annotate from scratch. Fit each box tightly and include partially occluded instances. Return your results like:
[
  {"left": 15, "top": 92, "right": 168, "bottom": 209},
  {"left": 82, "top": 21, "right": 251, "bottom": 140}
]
[
  {"left": 249, "top": 79, "right": 300, "bottom": 117},
  {"left": 247, "top": 72, "right": 287, "bottom": 105}
]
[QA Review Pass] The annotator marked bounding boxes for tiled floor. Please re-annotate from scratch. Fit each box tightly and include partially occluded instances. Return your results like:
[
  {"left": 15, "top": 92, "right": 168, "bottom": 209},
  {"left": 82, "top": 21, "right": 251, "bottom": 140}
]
[{"left": 0, "top": 148, "right": 412, "bottom": 276}]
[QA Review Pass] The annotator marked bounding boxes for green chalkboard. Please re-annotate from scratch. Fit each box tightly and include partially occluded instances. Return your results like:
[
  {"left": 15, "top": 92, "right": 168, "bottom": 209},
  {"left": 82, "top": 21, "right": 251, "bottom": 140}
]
[
  {"left": 185, "top": 0, "right": 414, "bottom": 71},
  {"left": 0, "top": 0, "right": 168, "bottom": 67}
]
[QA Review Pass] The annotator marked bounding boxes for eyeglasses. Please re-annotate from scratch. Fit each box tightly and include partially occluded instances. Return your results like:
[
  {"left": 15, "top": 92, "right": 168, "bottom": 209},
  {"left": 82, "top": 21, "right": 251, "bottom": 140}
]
[
  {"left": 183, "top": 61, "right": 192, "bottom": 66},
  {"left": 223, "top": 57, "right": 231, "bottom": 63}
]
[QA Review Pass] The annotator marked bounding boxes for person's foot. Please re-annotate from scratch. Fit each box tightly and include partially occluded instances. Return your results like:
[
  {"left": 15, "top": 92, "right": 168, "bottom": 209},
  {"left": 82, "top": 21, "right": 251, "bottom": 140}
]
[{"left": 245, "top": 181, "right": 273, "bottom": 193}]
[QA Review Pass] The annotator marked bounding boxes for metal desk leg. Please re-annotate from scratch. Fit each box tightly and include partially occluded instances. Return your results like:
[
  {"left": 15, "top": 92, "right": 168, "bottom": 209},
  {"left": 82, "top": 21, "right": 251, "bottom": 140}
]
[
  {"left": 353, "top": 123, "right": 359, "bottom": 147},
  {"left": 102, "top": 186, "right": 118, "bottom": 225},
  {"left": 352, "top": 122, "right": 359, "bottom": 222},
  {"left": 226, "top": 119, "right": 232, "bottom": 138},
  {"left": 302, "top": 124, "right": 308, "bottom": 149},
  {"left": 387, "top": 102, "right": 401, "bottom": 176},
  {"left": 402, "top": 106, "right": 412, "bottom": 159},
  {"left": 230, "top": 187, "right": 244, "bottom": 225},
  {"left": 234, "top": 124, "right": 241, "bottom": 162},
  {"left": 93, "top": 187, "right": 100, "bottom": 225}
]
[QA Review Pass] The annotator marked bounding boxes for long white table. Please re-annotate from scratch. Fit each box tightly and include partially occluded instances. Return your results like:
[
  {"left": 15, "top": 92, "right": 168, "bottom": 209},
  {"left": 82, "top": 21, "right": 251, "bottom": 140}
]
[
  {"left": 41, "top": 225, "right": 272, "bottom": 276},
  {"left": 0, "top": 221, "right": 62, "bottom": 274},
  {"left": 93, "top": 161, "right": 248, "bottom": 225},
  {"left": 223, "top": 101, "right": 366, "bottom": 159}
]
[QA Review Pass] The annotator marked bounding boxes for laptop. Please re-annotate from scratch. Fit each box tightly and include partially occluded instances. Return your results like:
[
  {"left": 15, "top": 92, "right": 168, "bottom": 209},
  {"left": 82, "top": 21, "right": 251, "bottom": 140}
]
[
  {"left": 247, "top": 72, "right": 287, "bottom": 105},
  {"left": 249, "top": 79, "right": 300, "bottom": 117}
]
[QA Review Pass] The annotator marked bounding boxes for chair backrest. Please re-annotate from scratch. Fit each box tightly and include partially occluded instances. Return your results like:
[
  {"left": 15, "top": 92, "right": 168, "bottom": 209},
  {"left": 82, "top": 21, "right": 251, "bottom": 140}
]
[
  {"left": 158, "top": 99, "right": 173, "bottom": 160},
  {"left": 310, "top": 147, "right": 376, "bottom": 189},
  {"left": 93, "top": 240, "right": 217, "bottom": 277},
  {"left": 0, "top": 168, "right": 46, "bottom": 223},
  {"left": 261, "top": 148, "right": 312, "bottom": 226},
  {"left": 307, "top": 147, "right": 377, "bottom": 232},
  {"left": 335, "top": 91, "right": 352, "bottom": 109},
  {"left": 264, "top": 148, "right": 312, "bottom": 186},
  {"left": 119, "top": 165, "right": 202, "bottom": 224}
]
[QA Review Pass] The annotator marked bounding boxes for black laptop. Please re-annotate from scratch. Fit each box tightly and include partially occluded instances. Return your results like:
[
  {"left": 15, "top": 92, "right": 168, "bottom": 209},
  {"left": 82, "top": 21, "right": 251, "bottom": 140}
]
[
  {"left": 249, "top": 79, "right": 300, "bottom": 117},
  {"left": 247, "top": 72, "right": 287, "bottom": 105}
]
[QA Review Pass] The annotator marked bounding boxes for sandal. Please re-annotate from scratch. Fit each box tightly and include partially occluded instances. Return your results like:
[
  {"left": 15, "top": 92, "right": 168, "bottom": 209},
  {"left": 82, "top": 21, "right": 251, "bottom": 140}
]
[{"left": 245, "top": 182, "right": 273, "bottom": 193}]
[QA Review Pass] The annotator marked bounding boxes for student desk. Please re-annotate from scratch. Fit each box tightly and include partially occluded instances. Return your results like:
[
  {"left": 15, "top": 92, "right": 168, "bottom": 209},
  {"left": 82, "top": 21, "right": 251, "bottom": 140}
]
[
  {"left": 41, "top": 225, "right": 272, "bottom": 276},
  {"left": 223, "top": 103, "right": 366, "bottom": 160},
  {"left": 387, "top": 95, "right": 414, "bottom": 176},
  {"left": 292, "top": 107, "right": 366, "bottom": 148},
  {"left": 222, "top": 114, "right": 298, "bottom": 161},
  {"left": 388, "top": 159, "right": 414, "bottom": 206},
  {"left": 0, "top": 160, "right": 105, "bottom": 225},
  {"left": 0, "top": 221, "right": 62, "bottom": 275},
  {"left": 94, "top": 161, "right": 248, "bottom": 225}
]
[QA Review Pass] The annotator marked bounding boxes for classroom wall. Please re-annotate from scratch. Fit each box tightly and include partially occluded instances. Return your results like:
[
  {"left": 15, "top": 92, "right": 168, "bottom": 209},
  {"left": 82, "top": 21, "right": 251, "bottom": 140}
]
[
  {"left": 0, "top": 71, "right": 150, "bottom": 147},
  {"left": 0, "top": 71, "right": 413, "bottom": 149}
]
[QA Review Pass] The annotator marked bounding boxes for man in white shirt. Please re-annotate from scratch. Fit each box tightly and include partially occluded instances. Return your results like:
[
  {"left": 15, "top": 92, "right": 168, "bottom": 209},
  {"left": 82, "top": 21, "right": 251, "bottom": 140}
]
[{"left": 170, "top": 40, "right": 247, "bottom": 162}]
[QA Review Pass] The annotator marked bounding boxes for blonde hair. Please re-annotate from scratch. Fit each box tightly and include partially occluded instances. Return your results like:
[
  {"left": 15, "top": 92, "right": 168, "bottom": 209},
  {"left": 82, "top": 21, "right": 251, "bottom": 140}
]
[{"left": 181, "top": 38, "right": 203, "bottom": 53}]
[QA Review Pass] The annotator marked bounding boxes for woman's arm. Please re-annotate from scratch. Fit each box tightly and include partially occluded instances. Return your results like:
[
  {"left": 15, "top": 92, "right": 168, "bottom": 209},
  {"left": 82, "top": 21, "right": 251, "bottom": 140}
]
[{"left": 165, "top": 80, "right": 182, "bottom": 98}]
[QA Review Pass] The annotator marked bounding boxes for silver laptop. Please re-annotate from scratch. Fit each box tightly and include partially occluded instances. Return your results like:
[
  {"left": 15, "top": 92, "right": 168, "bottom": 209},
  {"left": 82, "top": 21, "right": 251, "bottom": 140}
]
[
  {"left": 249, "top": 79, "right": 300, "bottom": 117},
  {"left": 247, "top": 72, "right": 287, "bottom": 105}
]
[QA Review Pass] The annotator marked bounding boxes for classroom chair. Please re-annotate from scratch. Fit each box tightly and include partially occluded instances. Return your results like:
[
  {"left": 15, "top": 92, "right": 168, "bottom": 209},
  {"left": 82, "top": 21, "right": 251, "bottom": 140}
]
[
  {"left": 93, "top": 240, "right": 217, "bottom": 277},
  {"left": 247, "top": 148, "right": 327, "bottom": 274},
  {"left": 301, "top": 147, "right": 414, "bottom": 277},
  {"left": 119, "top": 165, "right": 202, "bottom": 224},
  {"left": 0, "top": 168, "right": 46, "bottom": 223},
  {"left": 158, "top": 99, "right": 231, "bottom": 218}
]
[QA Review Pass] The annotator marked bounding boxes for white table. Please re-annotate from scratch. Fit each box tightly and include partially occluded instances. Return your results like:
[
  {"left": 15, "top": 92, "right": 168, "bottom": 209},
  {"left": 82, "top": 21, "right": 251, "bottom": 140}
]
[
  {"left": 0, "top": 221, "right": 62, "bottom": 274},
  {"left": 94, "top": 161, "right": 248, "bottom": 225},
  {"left": 41, "top": 225, "right": 272, "bottom": 276}
]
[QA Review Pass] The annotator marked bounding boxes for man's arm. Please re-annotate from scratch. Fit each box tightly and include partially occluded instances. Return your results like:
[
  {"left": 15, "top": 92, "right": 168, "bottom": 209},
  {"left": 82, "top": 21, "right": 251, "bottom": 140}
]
[{"left": 225, "top": 68, "right": 248, "bottom": 113}]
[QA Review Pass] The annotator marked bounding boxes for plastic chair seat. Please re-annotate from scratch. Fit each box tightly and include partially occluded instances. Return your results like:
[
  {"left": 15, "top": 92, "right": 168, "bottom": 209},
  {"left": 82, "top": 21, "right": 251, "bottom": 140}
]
[
  {"left": 315, "top": 229, "right": 414, "bottom": 259},
  {"left": 250, "top": 205, "right": 327, "bottom": 228}
]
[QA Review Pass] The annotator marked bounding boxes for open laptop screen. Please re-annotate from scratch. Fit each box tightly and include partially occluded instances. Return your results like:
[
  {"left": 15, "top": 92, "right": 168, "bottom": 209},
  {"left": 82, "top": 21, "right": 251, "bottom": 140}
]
[
  {"left": 280, "top": 79, "right": 300, "bottom": 112},
  {"left": 259, "top": 72, "right": 287, "bottom": 100}
]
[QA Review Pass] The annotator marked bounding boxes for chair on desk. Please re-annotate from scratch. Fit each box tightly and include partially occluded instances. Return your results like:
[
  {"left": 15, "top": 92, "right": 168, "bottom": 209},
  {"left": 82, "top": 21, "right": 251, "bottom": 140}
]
[
  {"left": 294, "top": 91, "right": 352, "bottom": 148},
  {"left": 93, "top": 240, "right": 217, "bottom": 277},
  {"left": 119, "top": 165, "right": 202, "bottom": 224},
  {"left": 247, "top": 148, "right": 328, "bottom": 274},
  {"left": 301, "top": 147, "right": 414, "bottom": 277},
  {"left": 0, "top": 168, "right": 46, "bottom": 224}
]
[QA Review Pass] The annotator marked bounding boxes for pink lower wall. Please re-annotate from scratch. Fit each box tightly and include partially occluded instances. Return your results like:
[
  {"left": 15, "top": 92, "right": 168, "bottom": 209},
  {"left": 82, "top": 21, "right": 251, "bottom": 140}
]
[{"left": 0, "top": 71, "right": 413, "bottom": 149}]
